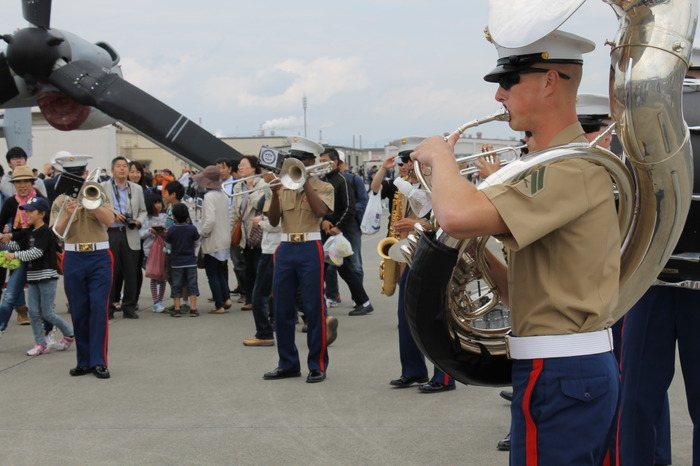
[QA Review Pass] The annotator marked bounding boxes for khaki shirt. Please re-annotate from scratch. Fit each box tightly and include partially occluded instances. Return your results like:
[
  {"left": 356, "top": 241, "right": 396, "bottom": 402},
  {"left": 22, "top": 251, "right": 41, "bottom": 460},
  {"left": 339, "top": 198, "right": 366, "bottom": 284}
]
[
  {"left": 481, "top": 123, "right": 620, "bottom": 337},
  {"left": 50, "top": 192, "right": 113, "bottom": 244},
  {"left": 276, "top": 177, "right": 334, "bottom": 233}
]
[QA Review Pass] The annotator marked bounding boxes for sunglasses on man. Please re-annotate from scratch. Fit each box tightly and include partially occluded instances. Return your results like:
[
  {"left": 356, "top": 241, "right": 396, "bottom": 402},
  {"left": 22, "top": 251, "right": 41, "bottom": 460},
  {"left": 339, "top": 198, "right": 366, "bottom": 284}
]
[{"left": 498, "top": 68, "right": 571, "bottom": 91}]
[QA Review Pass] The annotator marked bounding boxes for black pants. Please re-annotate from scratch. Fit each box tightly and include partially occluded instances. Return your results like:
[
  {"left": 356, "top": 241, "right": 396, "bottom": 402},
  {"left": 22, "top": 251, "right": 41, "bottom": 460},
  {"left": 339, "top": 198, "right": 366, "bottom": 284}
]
[{"left": 108, "top": 229, "right": 141, "bottom": 315}]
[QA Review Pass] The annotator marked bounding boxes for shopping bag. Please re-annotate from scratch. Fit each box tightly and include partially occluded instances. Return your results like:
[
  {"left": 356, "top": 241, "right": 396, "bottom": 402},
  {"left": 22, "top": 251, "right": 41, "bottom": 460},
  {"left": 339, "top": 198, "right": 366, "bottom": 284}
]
[
  {"left": 323, "top": 233, "right": 353, "bottom": 266},
  {"left": 145, "top": 236, "right": 167, "bottom": 281},
  {"left": 360, "top": 191, "right": 382, "bottom": 235}
]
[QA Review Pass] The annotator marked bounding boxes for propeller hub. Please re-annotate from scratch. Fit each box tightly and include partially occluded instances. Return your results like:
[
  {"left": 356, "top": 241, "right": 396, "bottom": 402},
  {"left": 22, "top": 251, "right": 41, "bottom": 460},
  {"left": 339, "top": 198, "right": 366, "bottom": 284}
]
[{"left": 6, "top": 28, "right": 69, "bottom": 81}]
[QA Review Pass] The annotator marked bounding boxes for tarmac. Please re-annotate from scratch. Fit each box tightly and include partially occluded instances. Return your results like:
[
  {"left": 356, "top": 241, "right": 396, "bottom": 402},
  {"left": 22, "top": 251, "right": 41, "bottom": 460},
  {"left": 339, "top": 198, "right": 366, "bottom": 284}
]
[{"left": 0, "top": 224, "right": 694, "bottom": 465}]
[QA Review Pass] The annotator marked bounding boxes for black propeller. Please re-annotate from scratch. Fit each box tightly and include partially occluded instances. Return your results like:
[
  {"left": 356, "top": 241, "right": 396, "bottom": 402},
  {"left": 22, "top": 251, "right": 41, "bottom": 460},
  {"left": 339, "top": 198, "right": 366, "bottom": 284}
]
[
  {"left": 22, "top": 0, "right": 52, "bottom": 30},
  {"left": 0, "top": 0, "right": 243, "bottom": 167}
]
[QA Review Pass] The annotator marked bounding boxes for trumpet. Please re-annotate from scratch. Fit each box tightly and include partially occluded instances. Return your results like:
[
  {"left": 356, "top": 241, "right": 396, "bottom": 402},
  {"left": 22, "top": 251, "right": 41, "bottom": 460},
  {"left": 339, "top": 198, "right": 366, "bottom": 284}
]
[
  {"left": 278, "top": 158, "right": 333, "bottom": 190},
  {"left": 221, "top": 158, "right": 334, "bottom": 197},
  {"left": 457, "top": 144, "right": 526, "bottom": 176},
  {"left": 52, "top": 169, "right": 107, "bottom": 241}
]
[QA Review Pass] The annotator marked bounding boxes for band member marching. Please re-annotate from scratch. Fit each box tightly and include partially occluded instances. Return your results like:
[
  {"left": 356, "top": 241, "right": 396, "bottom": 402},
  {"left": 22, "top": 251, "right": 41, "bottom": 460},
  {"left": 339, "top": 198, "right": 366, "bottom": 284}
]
[
  {"left": 51, "top": 153, "right": 115, "bottom": 379},
  {"left": 371, "top": 137, "right": 455, "bottom": 393},
  {"left": 262, "top": 136, "right": 335, "bottom": 384}
]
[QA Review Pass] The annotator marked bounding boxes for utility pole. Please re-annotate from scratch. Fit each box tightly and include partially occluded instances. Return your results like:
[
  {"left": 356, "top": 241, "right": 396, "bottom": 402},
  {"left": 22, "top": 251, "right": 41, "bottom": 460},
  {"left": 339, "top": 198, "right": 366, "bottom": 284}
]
[{"left": 302, "top": 95, "right": 307, "bottom": 138}]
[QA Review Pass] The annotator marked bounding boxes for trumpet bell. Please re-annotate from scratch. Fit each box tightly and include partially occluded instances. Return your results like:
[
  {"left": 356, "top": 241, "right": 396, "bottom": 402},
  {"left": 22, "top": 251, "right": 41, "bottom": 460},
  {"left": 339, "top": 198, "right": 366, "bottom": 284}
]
[{"left": 80, "top": 182, "right": 105, "bottom": 210}]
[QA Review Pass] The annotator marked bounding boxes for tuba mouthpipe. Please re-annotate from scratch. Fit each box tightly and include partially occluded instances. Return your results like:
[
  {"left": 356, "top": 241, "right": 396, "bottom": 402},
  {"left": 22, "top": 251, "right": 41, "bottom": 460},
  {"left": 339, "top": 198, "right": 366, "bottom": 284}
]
[{"left": 444, "top": 107, "right": 511, "bottom": 141}]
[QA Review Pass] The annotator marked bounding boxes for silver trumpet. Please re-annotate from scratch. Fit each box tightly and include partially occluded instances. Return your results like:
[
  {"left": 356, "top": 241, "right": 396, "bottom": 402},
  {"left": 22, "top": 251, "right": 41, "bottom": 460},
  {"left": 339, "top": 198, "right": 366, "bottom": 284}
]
[
  {"left": 52, "top": 168, "right": 107, "bottom": 241},
  {"left": 221, "top": 158, "right": 334, "bottom": 197},
  {"left": 457, "top": 144, "right": 526, "bottom": 176}
]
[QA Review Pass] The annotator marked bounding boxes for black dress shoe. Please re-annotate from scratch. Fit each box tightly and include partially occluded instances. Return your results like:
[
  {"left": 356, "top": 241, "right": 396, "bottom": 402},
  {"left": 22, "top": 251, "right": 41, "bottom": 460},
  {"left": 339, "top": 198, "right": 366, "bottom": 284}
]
[
  {"left": 497, "top": 432, "right": 510, "bottom": 451},
  {"left": 390, "top": 375, "right": 429, "bottom": 388},
  {"left": 306, "top": 370, "right": 326, "bottom": 383},
  {"left": 69, "top": 366, "right": 93, "bottom": 377},
  {"left": 500, "top": 390, "right": 513, "bottom": 401},
  {"left": 93, "top": 365, "right": 111, "bottom": 379},
  {"left": 418, "top": 381, "right": 456, "bottom": 393},
  {"left": 348, "top": 303, "right": 374, "bottom": 316},
  {"left": 123, "top": 311, "right": 139, "bottom": 319},
  {"left": 263, "top": 367, "right": 301, "bottom": 380}
]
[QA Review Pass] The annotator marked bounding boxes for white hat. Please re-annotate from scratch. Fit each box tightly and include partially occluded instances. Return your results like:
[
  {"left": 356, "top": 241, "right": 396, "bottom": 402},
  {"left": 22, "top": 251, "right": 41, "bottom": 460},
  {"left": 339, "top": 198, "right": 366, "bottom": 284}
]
[
  {"left": 577, "top": 94, "right": 610, "bottom": 122},
  {"left": 337, "top": 150, "right": 346, "bottom": 163},
  {"left": 389, "top": 137, "right": 424, "bottom": 154},
  {"left": 484, "top": 29, "right": 595, "bottom": 82},
  {"left": 690, "top": 45, "right": 700, "bottom": 69},
  {"left": 53, "top": 151, "right": 93, "bottom": 169},
  {"left": 286, "top": 136, "right": 324, "bottom": 159}
]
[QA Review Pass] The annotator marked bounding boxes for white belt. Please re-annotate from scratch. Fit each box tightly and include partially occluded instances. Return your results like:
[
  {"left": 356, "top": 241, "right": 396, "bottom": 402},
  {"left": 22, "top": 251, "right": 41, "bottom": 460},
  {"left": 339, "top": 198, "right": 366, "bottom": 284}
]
[
  {"left": 64, "top": 241, "right": 110, "bottom": 252},
  {"left": 505, "top": 328, "right": 613, "bottom": 360},
  {"left": 281, "top": 232, "right": 321, "bottom": 243}
]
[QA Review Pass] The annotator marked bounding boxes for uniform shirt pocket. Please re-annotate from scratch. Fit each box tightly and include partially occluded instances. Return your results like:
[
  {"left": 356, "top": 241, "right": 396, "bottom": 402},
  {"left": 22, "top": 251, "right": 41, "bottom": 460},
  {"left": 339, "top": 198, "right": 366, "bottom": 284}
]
[{"left": 560, "top": 376, "right": 610, "bottom": 403}]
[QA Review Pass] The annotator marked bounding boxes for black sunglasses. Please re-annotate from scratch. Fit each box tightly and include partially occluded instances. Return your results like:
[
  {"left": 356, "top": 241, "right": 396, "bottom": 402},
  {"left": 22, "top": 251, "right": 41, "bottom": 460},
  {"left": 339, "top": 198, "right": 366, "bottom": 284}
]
[{"left": 498, "top": 68, "right": 571, "bottom": 91}]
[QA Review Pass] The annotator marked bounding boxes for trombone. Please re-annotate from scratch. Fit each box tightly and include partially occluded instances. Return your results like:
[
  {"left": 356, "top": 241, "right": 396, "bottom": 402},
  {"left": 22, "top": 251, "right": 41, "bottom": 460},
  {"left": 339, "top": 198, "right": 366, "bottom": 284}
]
[
  {"left": 457, "top": 144, "right": 526, "bottom": 176},
  {"left": 221, "top": 158, "right": 333, "bottom": 197},
  {"left": 52, "top": 168, "right": 107, "bottom": 241}
]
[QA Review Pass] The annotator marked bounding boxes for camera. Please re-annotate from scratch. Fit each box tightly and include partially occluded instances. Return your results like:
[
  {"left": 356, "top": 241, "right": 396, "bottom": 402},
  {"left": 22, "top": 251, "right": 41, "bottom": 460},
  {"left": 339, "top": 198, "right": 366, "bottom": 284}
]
[
  {"left": 125, "top": 214, "right": 138, "bottom": 230},
  {"left": 258, "top": 145, "right": 289, "bottom": 173}
]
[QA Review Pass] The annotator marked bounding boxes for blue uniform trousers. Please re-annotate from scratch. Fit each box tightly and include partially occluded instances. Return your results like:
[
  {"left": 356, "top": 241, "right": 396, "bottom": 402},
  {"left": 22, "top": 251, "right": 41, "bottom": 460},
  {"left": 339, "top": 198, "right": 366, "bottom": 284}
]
[
  {"left": 64, "top": 249, "right": 113, "bottom": 368},
  {"left": 616, "top": 286, "right": 700, "bottom": 465},
  {"left": 510, "top": 353, "right": 618, "bottom": 465},
  {"left": 397, "top": 267, "right": 454, "bottom": 386},
  {"left": 273, "top": 241, "right": 329, "bottom": 373}
]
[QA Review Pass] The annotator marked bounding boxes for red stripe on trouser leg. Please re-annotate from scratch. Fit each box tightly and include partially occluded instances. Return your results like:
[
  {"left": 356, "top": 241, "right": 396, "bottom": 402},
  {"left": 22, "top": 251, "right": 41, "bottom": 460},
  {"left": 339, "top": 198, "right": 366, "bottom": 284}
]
[
  {"left": 524, "top": 359, "right": 544, "bottom": 466},
  {"left": 315, "top": 240, "right": 328, "bottom": 371}
]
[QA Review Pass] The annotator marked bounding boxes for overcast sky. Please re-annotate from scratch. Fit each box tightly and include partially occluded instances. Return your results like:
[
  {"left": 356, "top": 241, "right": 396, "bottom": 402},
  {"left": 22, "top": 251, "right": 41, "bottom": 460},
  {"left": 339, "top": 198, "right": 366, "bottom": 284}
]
[{"left": 0, "top": 1, "right": 619, "bottom": 149}]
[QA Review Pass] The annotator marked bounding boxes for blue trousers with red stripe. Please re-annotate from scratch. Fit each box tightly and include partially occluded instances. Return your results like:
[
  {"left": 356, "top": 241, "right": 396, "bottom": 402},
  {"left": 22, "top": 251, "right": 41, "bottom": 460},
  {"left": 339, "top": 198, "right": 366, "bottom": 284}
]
[
  {"left": 397, "top": 266, "right": 454, "bottom": 386},
  {"left": 273, "top": 241, "right": 329, "bottom": 373},
  {"left": 615, "top": 286, "right": 700, "bottom": 465},
  {"left": 63, "top": 249, "right": 113, "bottom": 368},
  {"left": 510, "top": 352, "right": 618, "bottom": 465}
]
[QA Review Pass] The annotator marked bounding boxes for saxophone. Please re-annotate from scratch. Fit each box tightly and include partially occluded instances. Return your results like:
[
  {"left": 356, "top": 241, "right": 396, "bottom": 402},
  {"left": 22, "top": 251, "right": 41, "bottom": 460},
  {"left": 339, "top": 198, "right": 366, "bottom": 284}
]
[{"left": 377, "top": 179, "right": 405, "bottom": 296}]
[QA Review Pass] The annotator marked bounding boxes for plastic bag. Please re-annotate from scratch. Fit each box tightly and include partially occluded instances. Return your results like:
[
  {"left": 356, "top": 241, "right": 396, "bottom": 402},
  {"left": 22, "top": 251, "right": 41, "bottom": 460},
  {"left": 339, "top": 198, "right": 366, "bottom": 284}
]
[
  {"left": 360, "top": 191, "right": 383, "bottom": 235},
  {"left": 323, "top": 233, "right": 353, "bottom": 266},
  {"left": 145, "top": 235, "right": 167, "bottom": 281}
]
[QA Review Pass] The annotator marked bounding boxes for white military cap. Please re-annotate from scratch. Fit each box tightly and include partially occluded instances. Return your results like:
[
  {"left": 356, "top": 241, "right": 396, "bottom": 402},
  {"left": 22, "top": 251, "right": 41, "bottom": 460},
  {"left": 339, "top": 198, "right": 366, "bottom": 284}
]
[
  {"left": 690, "top": 45, "right": 700, "bottom": 69},
  {"left": 484, "top": 29, "right": 595, "bottom": 83},
  {"left": 390, "top": 137, "right": 424, "bottom": 154},
  {"left": 577, "top": 94, "right": 610, "bottom": 125},
  {"left": 53, "top": 151, "right": 93, "bottom": 169},
  {"left": 337, "top": 150, "right": 346, "bottom": 163},
  {"left": 287, "top": 136, "right": 324, "bottom": 159}
]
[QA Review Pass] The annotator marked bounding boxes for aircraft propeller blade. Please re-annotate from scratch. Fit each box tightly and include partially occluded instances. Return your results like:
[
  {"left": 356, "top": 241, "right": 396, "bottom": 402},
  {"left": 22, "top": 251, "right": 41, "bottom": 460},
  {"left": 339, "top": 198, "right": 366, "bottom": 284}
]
[
  {"left": 22, "top": 0, "right": 52, "bottom": 29},
  {"left": 49, "top": 59, "right": 242, "bottom": 168},
  {"left": 0, "top": 53, "right": 20, "bottom": 106}
]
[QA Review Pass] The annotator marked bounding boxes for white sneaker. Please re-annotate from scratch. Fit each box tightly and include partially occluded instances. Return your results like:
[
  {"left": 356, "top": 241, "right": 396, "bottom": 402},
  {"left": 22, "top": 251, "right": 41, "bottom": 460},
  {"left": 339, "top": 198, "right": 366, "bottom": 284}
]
[
  {"left": 27, "top": 344, "right": 50, "bottom": 356},
  {"left": 152, "top": 302, "right": 165, "bottom": 313},
  {"left": 51, "top": 336, "right": 75, "bottom": 351},
  {"left": 45, "top": 327, "right": 57, "bottom": 347}
]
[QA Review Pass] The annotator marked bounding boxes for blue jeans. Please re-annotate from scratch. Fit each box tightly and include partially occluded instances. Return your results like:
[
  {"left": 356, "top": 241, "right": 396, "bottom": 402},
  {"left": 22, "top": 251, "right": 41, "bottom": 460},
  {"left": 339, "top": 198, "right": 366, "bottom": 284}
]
[
  {"left": 0, "top": 262, "right": 27, "bottom": 331},
  {"left": 204, "top": 253, "right": 228, "bottom": 308},
  {"left": 27, "top": 279, "right": 73, "bottom": 346}
]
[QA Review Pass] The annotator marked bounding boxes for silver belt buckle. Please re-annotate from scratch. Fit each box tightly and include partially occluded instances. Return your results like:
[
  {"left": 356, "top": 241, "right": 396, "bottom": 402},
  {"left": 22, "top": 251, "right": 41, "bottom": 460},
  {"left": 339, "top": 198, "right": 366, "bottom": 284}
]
[{"left": 78, "top": 243, "right": 95, "bottom": 252}]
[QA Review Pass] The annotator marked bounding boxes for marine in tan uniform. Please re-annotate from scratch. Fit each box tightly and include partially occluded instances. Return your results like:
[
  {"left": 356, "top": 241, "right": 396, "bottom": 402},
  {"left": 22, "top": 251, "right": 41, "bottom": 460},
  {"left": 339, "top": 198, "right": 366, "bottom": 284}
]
[
  {"left": 411, "top": 29, "right": 620, "bottom": 464},
  {"left": 50, "top": 153, "right": 115, "bottom": 379},
  {"left": 262, "top": 136, "right": 336, "bottom": 384}
]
